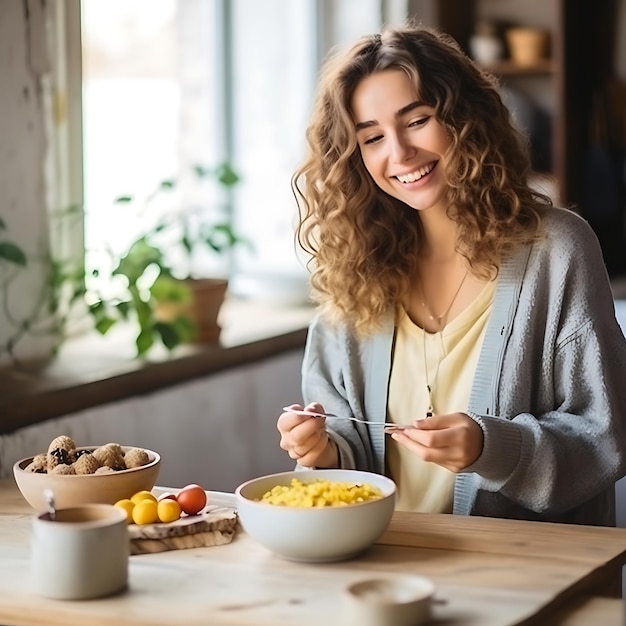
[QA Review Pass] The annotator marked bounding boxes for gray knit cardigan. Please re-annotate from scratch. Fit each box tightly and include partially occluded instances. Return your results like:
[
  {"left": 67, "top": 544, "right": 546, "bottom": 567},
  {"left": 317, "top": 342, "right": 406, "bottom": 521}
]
[{"left": 300, "top": 208, "right": 626, "bottom": 526}]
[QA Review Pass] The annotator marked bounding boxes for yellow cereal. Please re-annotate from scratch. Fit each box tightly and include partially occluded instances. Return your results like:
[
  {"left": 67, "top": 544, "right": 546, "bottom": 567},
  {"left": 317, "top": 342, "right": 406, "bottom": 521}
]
[{"left": 259, "top": 478, "right": 383, "bottom": 507}]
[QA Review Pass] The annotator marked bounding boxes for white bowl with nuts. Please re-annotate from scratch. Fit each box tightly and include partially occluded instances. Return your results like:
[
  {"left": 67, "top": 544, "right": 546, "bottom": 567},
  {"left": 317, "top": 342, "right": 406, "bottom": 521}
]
[{"left": 13, "top": 435, "right": 161, "bottom": 513}]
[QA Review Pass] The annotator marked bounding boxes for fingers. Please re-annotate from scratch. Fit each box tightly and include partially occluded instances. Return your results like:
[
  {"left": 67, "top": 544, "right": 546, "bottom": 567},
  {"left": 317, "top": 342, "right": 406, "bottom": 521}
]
[
  {"left": 286, "top": 428, "right": 328, "bottom": 465},
  {"left": 389, "top": 412, "right": 483, "bottom": 472},
  {"left": 278, "top": 404, "right": 326, "bottom": 437},
  {"left": 277, "top": 403, "right": 329, "bottom": 467}
]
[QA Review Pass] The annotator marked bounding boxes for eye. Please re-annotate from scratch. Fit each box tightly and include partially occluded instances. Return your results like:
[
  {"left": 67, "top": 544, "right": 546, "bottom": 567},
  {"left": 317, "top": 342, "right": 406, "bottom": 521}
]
[
  {"left": 362, "top": 133, "right": 383, "bottom": 146},
  {"left": 408, "top": 116, "right": 430, "bottom": 128}
]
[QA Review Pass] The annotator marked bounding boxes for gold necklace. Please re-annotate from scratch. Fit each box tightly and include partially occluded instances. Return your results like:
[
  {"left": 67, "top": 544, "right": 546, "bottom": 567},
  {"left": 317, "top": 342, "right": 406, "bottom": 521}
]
[
  {"left": 420, "top": 269, "right": 469, "bottom": 331},
  {"left": 420, "top": 268, "right": 469, "bottom": 418}
]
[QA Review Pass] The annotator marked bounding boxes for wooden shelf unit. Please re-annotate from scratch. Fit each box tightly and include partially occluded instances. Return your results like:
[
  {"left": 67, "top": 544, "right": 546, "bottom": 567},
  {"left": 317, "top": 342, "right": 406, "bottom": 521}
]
[
  {"left": 482, "top": 58, "right": 556, "bottom": 77},
  {"left": 407, "top": 0, "right": 620, "bottom": 209},
  {"left": 406, "top": 0, "right": 626, "bottom": 275}
]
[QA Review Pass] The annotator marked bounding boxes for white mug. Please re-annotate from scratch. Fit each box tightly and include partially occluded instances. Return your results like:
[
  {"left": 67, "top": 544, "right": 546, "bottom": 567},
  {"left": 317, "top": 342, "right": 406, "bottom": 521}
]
[{"left": 31, "top": 504, "right": 129, "bottom": 600}]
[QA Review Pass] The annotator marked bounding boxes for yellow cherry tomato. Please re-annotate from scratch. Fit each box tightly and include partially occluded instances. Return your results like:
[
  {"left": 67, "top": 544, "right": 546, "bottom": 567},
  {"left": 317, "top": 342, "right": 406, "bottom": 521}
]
[
  {"left": 157, "top": 498, "right": 182, "bottom": 523},
  {"left": 114, "top": 498, "right": 135, "bottom": 524},
  {"left": 132, "top": 499, "right": 159, "bottom": 525},
  {"left": 130, "top": 490, "right": 157, "bottom": 505}
]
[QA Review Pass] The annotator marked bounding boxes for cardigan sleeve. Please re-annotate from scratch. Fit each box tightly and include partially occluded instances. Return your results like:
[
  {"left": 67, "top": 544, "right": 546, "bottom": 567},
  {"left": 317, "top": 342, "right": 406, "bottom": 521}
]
[
  {"left": 300, "top": 315, "right": 376, "bottom": 472},
  {"left": 464, "top": 209, "right": 626, "bottom": 517}
]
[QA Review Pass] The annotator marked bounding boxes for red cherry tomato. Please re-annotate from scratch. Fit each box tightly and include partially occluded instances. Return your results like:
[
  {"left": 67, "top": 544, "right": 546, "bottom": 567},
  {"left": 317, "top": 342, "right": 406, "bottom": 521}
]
[{"left": 177, "top": 484, "right": 207, "bottom": 515}]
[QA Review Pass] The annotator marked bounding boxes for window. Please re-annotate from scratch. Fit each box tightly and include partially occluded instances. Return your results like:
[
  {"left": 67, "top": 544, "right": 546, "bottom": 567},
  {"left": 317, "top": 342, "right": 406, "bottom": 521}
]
[{"left": 80, "top": 0, "right": 392, "bottom": 301}]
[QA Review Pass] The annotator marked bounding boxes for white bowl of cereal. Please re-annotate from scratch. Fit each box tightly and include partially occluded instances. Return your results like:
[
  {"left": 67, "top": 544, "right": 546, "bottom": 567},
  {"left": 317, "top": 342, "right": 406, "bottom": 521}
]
[
  {"left": 13, "top": 435, "right": 160, "bottom": 513},
  {"left": 235, "top": 469, "right": 396, "bottom": 562}
]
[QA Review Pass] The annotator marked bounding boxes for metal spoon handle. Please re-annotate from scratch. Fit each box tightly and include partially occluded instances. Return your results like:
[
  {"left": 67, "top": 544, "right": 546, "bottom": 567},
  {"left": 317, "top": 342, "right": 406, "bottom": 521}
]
[{"left": 282, "top": 407, "right": 410, "bottom": 429}]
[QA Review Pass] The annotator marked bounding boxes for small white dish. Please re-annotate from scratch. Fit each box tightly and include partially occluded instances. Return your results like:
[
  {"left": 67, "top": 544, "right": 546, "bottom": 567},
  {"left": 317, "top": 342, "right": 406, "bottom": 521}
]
[{"left": 343, "top": 574, "right": 435, "bottom": 626}]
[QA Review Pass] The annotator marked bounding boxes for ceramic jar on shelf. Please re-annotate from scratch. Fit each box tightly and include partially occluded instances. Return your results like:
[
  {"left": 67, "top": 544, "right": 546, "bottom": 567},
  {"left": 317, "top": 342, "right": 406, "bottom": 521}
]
[{"left": 469, "top": 21, "right": 504, "bottom": 65}]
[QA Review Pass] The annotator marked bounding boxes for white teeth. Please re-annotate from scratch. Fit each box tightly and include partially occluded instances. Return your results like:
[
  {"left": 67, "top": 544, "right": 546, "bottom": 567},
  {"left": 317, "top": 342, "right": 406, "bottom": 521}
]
[{"left": 396, "top": 162, "right": 435, "bottom": 183}]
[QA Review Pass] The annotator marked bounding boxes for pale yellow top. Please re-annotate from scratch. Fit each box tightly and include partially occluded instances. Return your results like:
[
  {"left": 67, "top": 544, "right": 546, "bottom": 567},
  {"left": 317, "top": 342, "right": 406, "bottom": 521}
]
[{"left": 387, "top": 280, "right": 496, "bottom": 513}]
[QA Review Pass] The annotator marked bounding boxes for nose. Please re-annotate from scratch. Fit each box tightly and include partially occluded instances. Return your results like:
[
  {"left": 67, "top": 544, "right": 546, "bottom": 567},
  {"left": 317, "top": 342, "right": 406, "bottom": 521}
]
[{"left": 388, "top": 132, "right": 416, "bottom": 163}]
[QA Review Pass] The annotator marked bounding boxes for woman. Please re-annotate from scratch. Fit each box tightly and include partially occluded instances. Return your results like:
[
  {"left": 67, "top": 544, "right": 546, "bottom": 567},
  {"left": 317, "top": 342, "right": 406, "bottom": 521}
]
[{"left": 277, "top": 24, "right": 626, "bottom": 525}]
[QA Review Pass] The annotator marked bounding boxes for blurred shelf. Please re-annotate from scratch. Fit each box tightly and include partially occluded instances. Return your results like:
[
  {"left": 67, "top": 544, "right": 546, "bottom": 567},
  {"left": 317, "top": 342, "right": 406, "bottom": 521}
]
[{"left": 480, "top": 58, "right": 556, "bottom": 76}]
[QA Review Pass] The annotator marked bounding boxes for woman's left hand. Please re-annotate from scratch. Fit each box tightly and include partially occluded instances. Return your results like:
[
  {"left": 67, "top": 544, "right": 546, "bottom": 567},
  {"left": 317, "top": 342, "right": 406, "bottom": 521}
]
[{"left": 387, "top": 412, "right": 483, "bottom": 472}]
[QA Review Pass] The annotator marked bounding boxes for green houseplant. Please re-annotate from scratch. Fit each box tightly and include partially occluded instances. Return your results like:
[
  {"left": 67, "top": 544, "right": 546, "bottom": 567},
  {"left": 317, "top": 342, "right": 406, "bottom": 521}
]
[
  {"left": 0, "top": 219, "right": 27, "bottom": 268},
  {"left": 87, "top": 162, "right": 248, "bottom": 356},
  {"left": 0, "top": 163, "right": 247, "bottom": 362},
  {"left": 0, "top": 217, "right": 28, "bottom": 360},
  {"left": 0, "top": 210, "right": 87, "bottom": 363}
]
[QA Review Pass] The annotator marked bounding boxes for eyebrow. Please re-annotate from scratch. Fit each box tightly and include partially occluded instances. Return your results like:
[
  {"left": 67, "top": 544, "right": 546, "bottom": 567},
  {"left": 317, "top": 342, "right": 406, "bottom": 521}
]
[{"left": 354, "top": 100, "right": 426, "bottom": 132}]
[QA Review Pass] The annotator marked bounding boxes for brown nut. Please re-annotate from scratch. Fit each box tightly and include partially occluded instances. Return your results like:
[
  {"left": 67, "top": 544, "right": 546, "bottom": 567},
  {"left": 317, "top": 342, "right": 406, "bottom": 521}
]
[
  {"left": 47, "top": 435, "right": 76, "bottom": 454},
  {"left": 92, "top": 445, "right": 126, "bottom": 471},
  {"left": 72, "top": 452, "right": 101, "bottom": 475},
  {"left": 51, "top": 464, "right": 76, "bottom": 475},
  {"left": 47, "top": 448, "right": 72, "bottom": 472},
  {"left": 27, "top": 453, "right": 48, "bottom": 473},
  {"left": 103, "top": 443, "right": 125, "bottom": 457},
  {"left": 124, "top": 448, "right": 150, "bottom": 468}
]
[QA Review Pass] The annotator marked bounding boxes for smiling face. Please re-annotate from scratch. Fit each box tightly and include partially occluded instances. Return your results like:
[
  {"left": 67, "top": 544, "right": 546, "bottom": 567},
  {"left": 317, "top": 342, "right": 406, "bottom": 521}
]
[{"left": 351, "top": 69, "right": 452, "bottom": 214}]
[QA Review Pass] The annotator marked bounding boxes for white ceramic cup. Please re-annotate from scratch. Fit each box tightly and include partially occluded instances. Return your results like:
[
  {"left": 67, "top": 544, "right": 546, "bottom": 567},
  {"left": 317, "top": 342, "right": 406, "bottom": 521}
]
[
  {"left": 343, "top": 575, "right": 435, "bottom": 626},
  {"left": 31, "top": 504, "right": 129, "bottom": 600}
]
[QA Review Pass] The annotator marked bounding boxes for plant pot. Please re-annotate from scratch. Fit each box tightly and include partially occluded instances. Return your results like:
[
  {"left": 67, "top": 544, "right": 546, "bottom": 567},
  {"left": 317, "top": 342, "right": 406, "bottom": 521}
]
[
  {"left": 506, "top": 27, "right": 549, "bottom": 67},
  {"left": 186, "top": 278, "right": 228, "bottom": 343},
  {"left": 155, "top": 277, "right": 228, "bottom": 344}
]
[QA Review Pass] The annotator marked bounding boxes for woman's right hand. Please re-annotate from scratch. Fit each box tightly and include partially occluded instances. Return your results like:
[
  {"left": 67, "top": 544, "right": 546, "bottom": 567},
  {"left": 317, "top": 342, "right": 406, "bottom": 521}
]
[{"left": 278, "top": 403, "right": 339, "bottom": 468}]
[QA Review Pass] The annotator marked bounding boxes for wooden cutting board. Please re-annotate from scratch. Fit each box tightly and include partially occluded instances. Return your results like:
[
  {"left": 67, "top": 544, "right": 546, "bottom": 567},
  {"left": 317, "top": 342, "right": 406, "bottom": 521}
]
[{"left": 127, "top": 504, "right": 239, "bottom": 555}]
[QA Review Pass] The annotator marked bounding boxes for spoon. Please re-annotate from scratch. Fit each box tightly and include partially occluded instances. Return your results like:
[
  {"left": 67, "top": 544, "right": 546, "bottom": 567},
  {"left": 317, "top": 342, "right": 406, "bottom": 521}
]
[
  {"left": 43, "top": 488, "right": 56, "bottom": 521},
  {"left": 282, "top": 407, "right": 412, "bottom": 430}
]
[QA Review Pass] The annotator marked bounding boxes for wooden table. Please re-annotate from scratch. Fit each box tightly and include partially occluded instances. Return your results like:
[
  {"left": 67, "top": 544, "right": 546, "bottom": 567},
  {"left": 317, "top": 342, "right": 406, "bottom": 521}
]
[{"left": 0, "top": 479, "right": 624, "bottom": 625}]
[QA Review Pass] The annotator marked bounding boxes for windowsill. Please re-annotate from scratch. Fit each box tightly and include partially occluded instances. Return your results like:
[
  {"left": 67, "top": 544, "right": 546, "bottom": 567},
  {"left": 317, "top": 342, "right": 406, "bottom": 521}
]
[
  {"left": 2, "top": 287, "right": 623, "bottom": 437},
  {"left": 0, "top": 297, "right": 315, "bottom": 434}
]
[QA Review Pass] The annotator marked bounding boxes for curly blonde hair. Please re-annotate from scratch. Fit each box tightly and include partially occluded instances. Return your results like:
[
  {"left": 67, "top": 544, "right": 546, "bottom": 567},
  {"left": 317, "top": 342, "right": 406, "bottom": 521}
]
[{"left": 293, "top": 23, "right": 551, "bottom": 336}]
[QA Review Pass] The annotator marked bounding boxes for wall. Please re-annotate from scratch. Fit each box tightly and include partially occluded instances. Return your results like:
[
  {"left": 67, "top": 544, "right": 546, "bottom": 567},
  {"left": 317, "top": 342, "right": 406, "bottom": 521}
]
[
  {"left": 0, "top": 0, "right": 57, "bottom": 363},
  {"left": 0, "top": 349, "right": 303, "bottom": 491}
]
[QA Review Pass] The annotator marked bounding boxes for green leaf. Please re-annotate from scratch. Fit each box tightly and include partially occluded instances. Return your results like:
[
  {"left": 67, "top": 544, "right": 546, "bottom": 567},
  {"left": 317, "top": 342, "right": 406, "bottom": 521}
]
[
  {"left": 136, "top": 327, "right": 155, "bottom": 356},
  {"left": 0, "top": 242, "right": 27, "bottom": 266},
  {"left": 88, "top": 301, "right": 118, "bottom": 335},
  {"left": 113, "top": 238, "right": 166, "bottom": 283},
  {"left": 89, "top": 300, "right": 105, "bottom": 316},
  {"left": 134, "top": 296, "right": 153, "bottom": 327},
  {"left": 154, "top": 321, "right": 182, "bottom": 350},
  {"left": 201, "top": 222, "right": 249, "bottom": 254},
  {"left": 181, "top": 233, "right": 193, "bottom": 255},
  {"left": 160, "top": 179, "right": 175, "bottom": 190},
  {"left": 150, "top": 275, "right": 191, "bottom": 304},
  {"left": 114, "top": 195, "right": 133, "bottom": 204},
  {"left": 95, "top": 316, "right": 116, "bottom": 335},
  {"left": 216, "top": 162, "right": 240, "bottom": 187},
  {"left": 193, "top": 164, "right": 209, "bottom": 178},
  {"left": 172, "top": 315, "right": 196, "bottom": 342},
  {"left": 116, "top": 300, "right": 130, "bottom": 319}
]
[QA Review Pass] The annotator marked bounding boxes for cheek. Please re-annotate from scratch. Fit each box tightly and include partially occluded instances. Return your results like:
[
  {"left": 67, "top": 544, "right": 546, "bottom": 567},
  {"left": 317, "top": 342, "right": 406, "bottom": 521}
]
[{"left": 360, "top": 152, "right": 385, "bottom": 183}]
